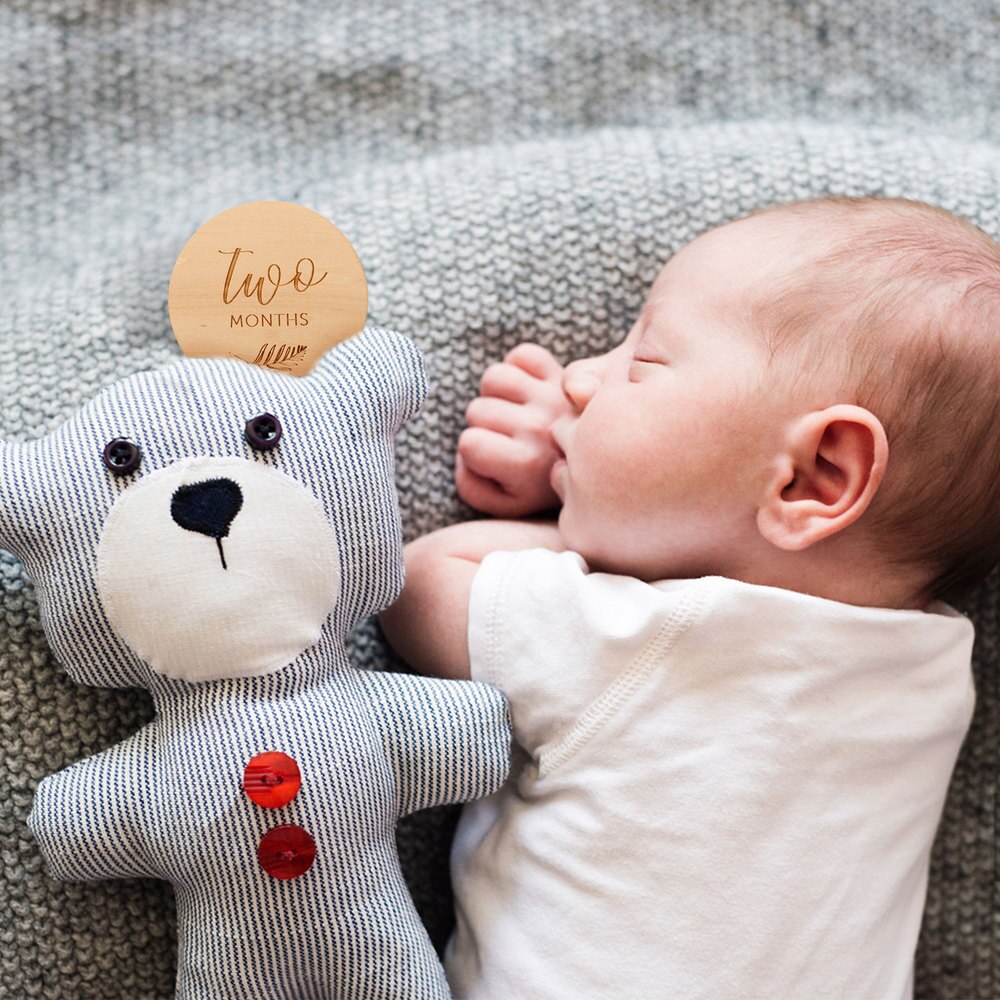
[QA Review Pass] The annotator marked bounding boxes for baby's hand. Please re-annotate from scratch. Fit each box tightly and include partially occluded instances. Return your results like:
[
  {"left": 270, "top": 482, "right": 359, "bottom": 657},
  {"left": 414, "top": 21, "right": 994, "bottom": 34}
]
[{"left": 455, "top": 343, "right": 574, "bottom": 517}]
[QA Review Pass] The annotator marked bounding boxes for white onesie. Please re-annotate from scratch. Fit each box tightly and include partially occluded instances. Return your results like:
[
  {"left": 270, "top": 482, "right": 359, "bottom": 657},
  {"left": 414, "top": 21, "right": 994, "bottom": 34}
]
[{"left": 443, "top": 548, "right": 976, "bottom": 1000}]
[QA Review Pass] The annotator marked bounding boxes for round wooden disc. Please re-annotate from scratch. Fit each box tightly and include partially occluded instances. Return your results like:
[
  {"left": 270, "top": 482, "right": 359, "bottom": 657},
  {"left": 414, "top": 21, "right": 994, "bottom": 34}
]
[{"left": 168, "top": 201, "right": 368, "bottom": 377}]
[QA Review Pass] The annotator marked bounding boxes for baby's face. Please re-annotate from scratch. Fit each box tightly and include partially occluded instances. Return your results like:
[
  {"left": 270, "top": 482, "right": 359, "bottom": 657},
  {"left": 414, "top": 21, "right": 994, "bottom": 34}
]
[{"left": 549, "top": 212, "right": 807, "bottom": 582}]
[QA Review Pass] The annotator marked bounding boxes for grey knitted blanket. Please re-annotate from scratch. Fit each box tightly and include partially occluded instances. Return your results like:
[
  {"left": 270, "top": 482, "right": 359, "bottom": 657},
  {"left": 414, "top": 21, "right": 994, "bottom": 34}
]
[{"left": 1, "top": 2, "right": 997, "bottom": 997}]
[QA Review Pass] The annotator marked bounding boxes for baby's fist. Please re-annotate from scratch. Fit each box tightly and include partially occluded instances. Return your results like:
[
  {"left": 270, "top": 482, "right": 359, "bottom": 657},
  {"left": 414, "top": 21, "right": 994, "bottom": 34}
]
[{"left": 456, "top": 343, "right": 573, "bottom": 517}]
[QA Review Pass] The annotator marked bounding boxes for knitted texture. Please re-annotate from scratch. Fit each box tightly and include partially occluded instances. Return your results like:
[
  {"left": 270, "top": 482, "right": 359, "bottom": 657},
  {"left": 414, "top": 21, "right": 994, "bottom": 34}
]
[{"left": 0, "top": 1, "right": 997, "bottom": 997}]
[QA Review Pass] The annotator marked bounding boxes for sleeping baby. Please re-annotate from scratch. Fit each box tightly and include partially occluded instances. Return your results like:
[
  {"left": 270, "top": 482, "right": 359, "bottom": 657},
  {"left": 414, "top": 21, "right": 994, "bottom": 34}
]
[{"left": 378, "top": 195, "right": 999, "bottom": 999}]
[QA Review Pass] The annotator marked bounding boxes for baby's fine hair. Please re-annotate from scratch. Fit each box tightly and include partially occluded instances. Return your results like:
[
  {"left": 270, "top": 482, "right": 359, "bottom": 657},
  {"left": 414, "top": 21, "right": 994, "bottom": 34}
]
[{"left": 741, "top": 194, "right": 1000, "bottom": 604}]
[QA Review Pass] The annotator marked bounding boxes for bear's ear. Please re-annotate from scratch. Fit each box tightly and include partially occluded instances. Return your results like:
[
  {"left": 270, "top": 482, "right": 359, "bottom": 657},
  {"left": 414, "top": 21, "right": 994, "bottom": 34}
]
[
  {"left": 312, "top": 324, "right": 428, "bottom": 435},
  {"left": 0, "top": 438, "right": 39, "bottom": 558}
]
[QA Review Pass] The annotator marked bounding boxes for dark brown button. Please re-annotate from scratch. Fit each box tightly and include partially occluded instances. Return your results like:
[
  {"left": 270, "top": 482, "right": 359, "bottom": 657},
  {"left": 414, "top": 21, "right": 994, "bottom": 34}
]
[
  {"left": 102, "top": 438, "right": 142, "bottom": 475},
  {"left": 245, "top": 412, "right": 282, "bottom": 451},
  {"left": 243, "top": 751, "right": 302, "bottom": 809}
]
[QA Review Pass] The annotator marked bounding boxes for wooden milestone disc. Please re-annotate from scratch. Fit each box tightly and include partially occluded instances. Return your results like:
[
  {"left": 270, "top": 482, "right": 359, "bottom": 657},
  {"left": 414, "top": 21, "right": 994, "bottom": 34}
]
[{"left": 168, "top": 201, "right": 368, "bottom": 377}]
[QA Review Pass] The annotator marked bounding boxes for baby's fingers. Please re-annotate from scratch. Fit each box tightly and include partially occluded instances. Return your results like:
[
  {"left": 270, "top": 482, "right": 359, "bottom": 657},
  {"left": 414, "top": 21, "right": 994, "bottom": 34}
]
[
  {"left": 465, "top": 395, "right": 548, "bottom": 437},
  {"left": 479, "top": 361, "right": 542, "bottom": 403},
  {"left": 455, "top": 451, "right": 531, "bottom": 517},
  {"left": 503, "top": 343, "right": 564, "bottom": 381},
  {"left": 456, "top": 426, "right": 557, "bottom": 517},
  {"left": 457, "top": 426, "right": 534, "bottom": 483}
]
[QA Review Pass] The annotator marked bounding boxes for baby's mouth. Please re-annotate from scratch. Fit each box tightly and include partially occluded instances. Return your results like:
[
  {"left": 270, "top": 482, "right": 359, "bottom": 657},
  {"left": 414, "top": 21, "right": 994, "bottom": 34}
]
[
  {"left": 551, "top": 445, "right": 567, "bottom": 482},
  {"left": 550, "top": 458, "right": 566, "bottom": 494}
]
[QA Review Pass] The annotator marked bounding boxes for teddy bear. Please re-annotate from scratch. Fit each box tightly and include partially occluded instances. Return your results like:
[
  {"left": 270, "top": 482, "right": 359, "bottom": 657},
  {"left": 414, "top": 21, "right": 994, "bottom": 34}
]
[{"left": 0, "top": 324, "right": 511, "bottom": 999}]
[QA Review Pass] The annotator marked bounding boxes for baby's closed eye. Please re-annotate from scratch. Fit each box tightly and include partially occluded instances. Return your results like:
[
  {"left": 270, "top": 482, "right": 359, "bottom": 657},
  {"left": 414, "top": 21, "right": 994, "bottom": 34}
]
[{"left": 629, "top": 350, "right": 668, "bottom": 372}]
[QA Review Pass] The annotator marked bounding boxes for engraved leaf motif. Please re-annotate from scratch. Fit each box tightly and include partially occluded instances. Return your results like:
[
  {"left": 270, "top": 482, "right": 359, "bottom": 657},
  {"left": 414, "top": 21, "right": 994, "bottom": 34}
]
[{"left": 233, "top": 343, "right": 309, "bottom": 371}]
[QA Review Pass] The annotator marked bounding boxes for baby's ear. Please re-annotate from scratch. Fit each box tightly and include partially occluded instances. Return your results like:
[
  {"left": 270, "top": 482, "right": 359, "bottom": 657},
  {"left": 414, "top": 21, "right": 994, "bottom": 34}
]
[
  {"left": 310, "top": 324, "right": 428, "bottom": 435},
  {"left": 756, "top": 405, "right": 888, "bottom": 551},
  {"left": 0, "top": 438, "right": 43, "bottom": 559}
]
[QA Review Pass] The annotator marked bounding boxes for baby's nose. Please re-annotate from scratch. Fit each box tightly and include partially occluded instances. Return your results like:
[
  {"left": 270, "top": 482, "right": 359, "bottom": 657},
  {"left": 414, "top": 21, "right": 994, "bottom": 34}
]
[{"left": 562, "top": 359, "right": 602, "bottom": 411}]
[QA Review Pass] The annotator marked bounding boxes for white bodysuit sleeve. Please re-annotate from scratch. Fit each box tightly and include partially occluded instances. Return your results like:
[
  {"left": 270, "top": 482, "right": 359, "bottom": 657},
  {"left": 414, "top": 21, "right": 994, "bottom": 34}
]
[{"left": 467, "top": 547, "right": 694, "bottom": 758}]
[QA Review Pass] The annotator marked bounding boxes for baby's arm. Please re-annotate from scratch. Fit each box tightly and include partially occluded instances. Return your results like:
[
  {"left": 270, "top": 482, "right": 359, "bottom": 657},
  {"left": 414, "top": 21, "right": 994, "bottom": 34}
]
[
  {"left": 380, "top": 341, "right": 571, "bottom": 676},
  {"left": 455, "top": 342, "right": 574, "bottom": 517},
  {"left": 378, "top": 517, "right": 566, "bottom": 680}
]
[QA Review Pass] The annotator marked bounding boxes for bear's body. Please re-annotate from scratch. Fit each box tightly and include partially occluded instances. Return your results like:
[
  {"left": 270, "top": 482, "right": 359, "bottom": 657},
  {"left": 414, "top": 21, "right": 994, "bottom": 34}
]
[{"left": 31, "top": 661, "right": 507, "bottom": 1000}]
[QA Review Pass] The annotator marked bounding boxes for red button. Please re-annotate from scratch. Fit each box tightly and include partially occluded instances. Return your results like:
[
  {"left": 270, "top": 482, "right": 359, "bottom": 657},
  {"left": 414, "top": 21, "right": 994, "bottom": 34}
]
[
  {"left": 258, "top": 824, "right": 316, "bottom": 880},
  {"left": 243, "top": 751, "right": 302, "bottom": 809}
]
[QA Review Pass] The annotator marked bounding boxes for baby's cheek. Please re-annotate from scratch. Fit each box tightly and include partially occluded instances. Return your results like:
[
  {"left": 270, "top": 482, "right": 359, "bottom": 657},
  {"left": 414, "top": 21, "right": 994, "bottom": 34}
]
[{"left": 590, "top": 440, "right": 646, "bottom": 515}]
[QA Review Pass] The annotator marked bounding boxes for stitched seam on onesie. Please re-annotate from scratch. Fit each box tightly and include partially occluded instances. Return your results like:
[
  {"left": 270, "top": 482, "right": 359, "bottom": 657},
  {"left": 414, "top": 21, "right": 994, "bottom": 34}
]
[
  {"left": 537, "top": 581, "right": 713, "bottom": 777},
  {"left": 481, "top": 551, "right": 519, "bottom": 690}
]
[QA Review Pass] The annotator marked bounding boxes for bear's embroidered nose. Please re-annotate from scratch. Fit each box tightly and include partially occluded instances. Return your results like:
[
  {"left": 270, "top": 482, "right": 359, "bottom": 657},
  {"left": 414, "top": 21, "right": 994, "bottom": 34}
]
[{"left": 170, "top": 477, "right": 244, "bottom": 570}]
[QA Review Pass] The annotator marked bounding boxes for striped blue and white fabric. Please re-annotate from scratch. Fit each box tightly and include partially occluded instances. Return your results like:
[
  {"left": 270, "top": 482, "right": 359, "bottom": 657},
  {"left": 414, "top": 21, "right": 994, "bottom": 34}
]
[{"left": 1, "top": 325, "right": 511, "bottom": 1000}]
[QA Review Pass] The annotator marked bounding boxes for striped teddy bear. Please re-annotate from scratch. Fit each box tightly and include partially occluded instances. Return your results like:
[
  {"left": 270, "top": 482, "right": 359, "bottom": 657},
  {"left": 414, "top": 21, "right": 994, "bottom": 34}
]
[{"left": 1, "top": 325, "right": 511, "bottom": 999}]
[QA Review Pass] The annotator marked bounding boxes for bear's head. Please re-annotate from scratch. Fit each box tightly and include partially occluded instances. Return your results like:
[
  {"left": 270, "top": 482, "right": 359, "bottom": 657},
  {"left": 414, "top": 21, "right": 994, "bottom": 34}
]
[{"left": 0, "top": 324, "right": 425, "bottom": 688}]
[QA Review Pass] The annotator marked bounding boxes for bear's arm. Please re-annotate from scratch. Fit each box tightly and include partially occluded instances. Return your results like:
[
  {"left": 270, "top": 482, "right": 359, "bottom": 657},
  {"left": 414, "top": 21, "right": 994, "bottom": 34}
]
[
  {"left": 27, "top": 727, "right": 158, "bottom": 881},
  {"left": 358, "top": 671, "right": 511, "bottom": 817}
]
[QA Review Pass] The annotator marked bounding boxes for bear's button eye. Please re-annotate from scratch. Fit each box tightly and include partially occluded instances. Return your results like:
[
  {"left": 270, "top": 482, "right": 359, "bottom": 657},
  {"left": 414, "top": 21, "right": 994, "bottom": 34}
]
[
  {"left": 245, "top": 412, "right": 282, "bottom": 451},
  {"left": 102, "top": 438, "right": 141, "bottom": 475}
]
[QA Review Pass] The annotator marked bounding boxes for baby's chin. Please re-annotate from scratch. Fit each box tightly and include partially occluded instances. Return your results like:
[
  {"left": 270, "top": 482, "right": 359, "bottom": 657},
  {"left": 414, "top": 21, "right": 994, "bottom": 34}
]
[
  {"left": 557, "top": 506, "right": 633, "bottom": 575},
  {"left": 558, "top": 506, "right": 685, "bottom": 581}
]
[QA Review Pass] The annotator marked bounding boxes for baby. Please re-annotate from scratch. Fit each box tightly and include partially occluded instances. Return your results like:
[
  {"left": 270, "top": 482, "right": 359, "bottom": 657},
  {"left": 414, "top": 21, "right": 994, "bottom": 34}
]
[{"left": 378, "top": 195, "right": 1000, "bottom": 999}]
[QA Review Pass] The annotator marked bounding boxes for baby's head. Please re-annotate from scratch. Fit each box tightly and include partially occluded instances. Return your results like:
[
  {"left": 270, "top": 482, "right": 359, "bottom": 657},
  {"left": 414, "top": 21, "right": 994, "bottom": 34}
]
[{"left": 549, "top": 195, "right": 1000, "bottom": 608}]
